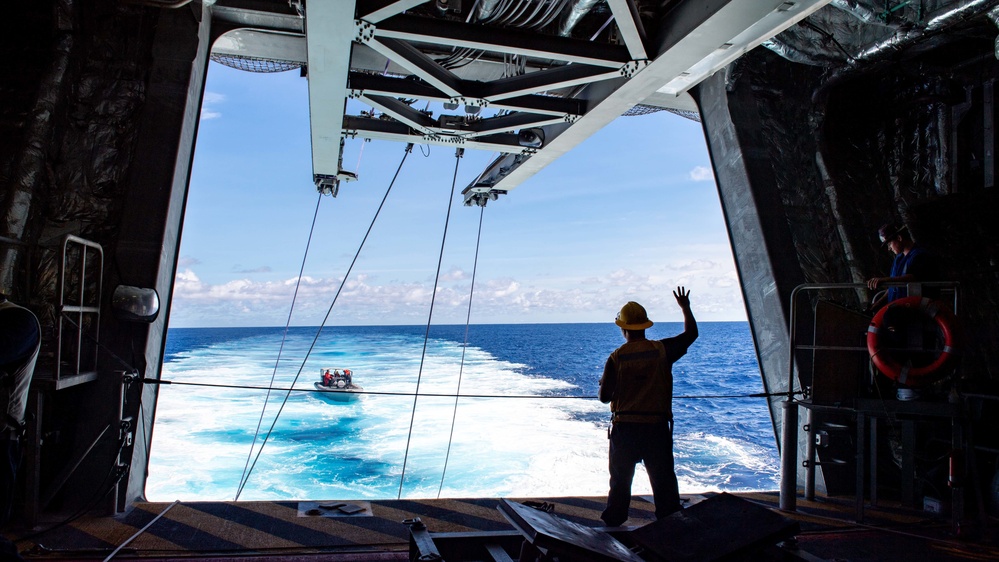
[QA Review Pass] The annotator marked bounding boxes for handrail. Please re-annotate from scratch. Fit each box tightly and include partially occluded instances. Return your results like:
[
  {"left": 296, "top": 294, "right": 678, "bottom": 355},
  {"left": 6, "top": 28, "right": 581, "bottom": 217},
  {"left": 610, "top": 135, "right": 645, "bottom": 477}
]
[
  {"left": 57, "top": 235, "right": 104, "bottom": 381},
  {"left": 786, "top": 281, "right": 960, "bottom": 400},
  {"left": 779, "top": 280, "right": 959, "bottom": 511}
]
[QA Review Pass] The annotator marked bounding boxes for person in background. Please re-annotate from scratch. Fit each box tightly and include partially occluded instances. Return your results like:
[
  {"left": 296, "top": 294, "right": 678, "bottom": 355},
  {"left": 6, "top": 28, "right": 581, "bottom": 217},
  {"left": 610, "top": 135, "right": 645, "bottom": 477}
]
[
  {"left": 0, "top": 293, "right": 41, "bottom": 527},
  {"left": 598, "top": 287, "right": 698, "bottom": 527},
  {"left": 866, "top": 222, "right": 939, "bottom": 310}
]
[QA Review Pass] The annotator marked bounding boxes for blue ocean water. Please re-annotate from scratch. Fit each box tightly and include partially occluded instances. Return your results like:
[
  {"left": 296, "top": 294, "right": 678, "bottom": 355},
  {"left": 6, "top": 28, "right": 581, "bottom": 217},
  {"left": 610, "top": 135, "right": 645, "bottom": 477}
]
[{"left": 147, "top": 322, "right": 779, "bottom": 501}]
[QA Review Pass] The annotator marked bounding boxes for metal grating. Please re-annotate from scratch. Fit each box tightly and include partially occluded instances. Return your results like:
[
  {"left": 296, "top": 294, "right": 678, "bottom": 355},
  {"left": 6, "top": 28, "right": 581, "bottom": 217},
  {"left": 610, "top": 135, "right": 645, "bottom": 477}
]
[{"left": 211, "top": 53, "right": 302, "bottom": 73}]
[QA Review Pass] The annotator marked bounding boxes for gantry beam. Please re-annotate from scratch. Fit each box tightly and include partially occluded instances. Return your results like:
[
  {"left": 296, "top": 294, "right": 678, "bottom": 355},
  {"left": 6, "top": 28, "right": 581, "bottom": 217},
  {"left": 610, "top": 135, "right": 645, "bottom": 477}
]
[
  {"left": 465, "top": 0, "right": 831, "bottom": 198},
  {"left": 347, "top": 73, "right": 586, "bottom": 117},
  {"left": 305, "top": 1, "right": 355, "bottom": 187},
  {"left": 343, "top": 116, "right": 531, "bottom": 153},
  {"left": 374, "top": 14, "right": 633, "bottom": 68}
]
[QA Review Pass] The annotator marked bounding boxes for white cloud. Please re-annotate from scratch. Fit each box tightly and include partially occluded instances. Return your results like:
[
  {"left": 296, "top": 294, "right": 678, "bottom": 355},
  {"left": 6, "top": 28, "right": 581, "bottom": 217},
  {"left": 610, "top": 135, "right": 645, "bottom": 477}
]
[
  {"left": 688, "top": 166, "right": 714, "bottom": 181},
  {"left": 200, "top": 91, "right": 225, "bottom": 120},
  {"left": 439, "top": 267, "right": 468, "bottom": 282},
  {"left": 169, "top": 263, "right": 746, "bottom": 328}
]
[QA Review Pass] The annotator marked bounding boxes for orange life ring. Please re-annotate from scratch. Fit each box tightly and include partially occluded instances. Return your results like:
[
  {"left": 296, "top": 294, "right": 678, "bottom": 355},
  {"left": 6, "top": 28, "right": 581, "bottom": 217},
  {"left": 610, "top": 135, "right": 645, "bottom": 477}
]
[{"left": 867, "top": 296, "right": 958, "bottom": 386}]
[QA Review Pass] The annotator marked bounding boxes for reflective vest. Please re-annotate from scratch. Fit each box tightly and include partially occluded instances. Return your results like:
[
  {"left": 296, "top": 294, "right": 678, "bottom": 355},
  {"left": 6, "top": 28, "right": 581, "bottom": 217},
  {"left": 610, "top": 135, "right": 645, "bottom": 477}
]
[
  {"left": 609, "top": 339, "right": 672, "bottom": 424},
  {"left": 1, "top": 300, "right": 40, "bottom": 435}
]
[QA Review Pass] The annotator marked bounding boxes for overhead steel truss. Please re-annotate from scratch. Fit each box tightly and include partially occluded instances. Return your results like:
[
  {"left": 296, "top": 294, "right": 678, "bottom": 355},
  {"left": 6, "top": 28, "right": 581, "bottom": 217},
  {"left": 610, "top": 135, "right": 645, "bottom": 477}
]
[{"left": 209, "top": 0, "right": 832, "bottom": 204}]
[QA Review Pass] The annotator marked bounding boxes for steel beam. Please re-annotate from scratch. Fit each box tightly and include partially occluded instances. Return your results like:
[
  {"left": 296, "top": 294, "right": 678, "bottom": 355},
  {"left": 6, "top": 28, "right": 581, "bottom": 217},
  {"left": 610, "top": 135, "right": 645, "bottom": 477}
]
[
  {"left": 347, "top": 72, "right": 585, "bottom": 117},
  {"left": 343, "top": 116, "right": 527, "bottom": 153},
  {"left": 358, "top": 0, "right": 430, "bottom": 24},
  {"left": 306, "top": 1, "right": 355, "bottom": 183},
  {"left": 211, "top": 3, "right": 303, "bottom": 34},
  {"left": 469, "top": 0, "right": 831, "bottom": 193},
  {"left": 657, "top": 0, "right": 832, "bottom": 96},
  {"left": 483, "top": 63, "right": 636, "bottom": 101},
  {"left": 360, "top": 94, "right": 439, "bottom": 135},
  {"left": 463, "top": 112, "right": 575, "bottom": 137},
  {"left": 362, "top": 35, "right": 465, "bottom": 97},
  {"left": 375, "top": 14, "right": 632, "bottom": 67},
  {"left": 607, "top": 0, "right": 648, "bottom": 60}
]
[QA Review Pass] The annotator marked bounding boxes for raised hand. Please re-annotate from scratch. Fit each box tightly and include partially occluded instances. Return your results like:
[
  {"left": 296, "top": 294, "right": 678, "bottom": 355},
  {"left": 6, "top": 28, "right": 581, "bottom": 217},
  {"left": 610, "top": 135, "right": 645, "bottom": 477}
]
[{"left": 673, "top": 286, "right": 691, "bottom": 309}]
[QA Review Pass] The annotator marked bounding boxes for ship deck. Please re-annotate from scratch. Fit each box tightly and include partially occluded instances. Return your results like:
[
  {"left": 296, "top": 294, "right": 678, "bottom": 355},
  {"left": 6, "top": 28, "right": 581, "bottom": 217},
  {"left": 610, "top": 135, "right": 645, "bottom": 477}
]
[{"left": 6, "top": 491, "right": 999, "bottom": 561}]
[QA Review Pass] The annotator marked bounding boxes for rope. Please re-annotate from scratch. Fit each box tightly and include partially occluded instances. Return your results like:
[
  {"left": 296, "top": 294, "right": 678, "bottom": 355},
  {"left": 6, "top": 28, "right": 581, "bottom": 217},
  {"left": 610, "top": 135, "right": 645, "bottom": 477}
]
[
  {"left": 237, "top": 192, "right": 323, "bottom": 497},
  {"left": 234, "top": 143, "right": 414, "bottom": 500},
  {"left": 102, "top": 500, "right": 180, "bottom": 562},
  {"left": 14, "top": 426, "right": 131, "bottom": 545},
  {"left": 438, "top": 204, "right": 484, "bottom": 498},
  {"left": 398, "top": 148, "right": 463, "bottom": 500},
  {"left": 145, "top": 378, "right": 788, "bottom": 401}
]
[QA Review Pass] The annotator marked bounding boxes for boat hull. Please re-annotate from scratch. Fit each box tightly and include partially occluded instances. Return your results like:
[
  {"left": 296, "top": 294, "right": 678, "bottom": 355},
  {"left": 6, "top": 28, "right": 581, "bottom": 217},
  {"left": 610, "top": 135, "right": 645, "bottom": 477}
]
[{"left": 313, "top": 381, "right": 362, "bottom": 402}]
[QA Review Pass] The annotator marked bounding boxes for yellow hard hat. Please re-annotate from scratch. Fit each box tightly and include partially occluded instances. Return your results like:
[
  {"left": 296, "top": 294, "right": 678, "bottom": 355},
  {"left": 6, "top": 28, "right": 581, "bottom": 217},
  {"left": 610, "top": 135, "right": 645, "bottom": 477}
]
[{"left": 615, "top": 301, "right": 653, "bottom": 330}]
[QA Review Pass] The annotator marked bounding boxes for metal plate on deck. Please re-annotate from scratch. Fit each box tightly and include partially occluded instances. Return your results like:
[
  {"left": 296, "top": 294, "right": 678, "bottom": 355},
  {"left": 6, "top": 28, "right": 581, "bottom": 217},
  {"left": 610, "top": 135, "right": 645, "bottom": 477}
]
[
  {"left": 298, "top": 500, "right": 372, "bottom": 517},
  {"left": 498, "top": 499, "right": 644, "bottom": 562},
  {"left": 628, "top": 493, "right": 799, "bottom": 561}
]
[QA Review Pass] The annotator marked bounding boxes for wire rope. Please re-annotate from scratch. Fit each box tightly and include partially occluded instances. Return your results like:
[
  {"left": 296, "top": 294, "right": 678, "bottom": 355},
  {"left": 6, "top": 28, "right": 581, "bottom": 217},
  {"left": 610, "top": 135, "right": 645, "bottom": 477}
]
[
  {"left": 14, "top": 427, "right": 130, "bottom": 546},
  {"left": 237, "top": 192, "right": 323, "bottom": 496},
  {"left": 144, "top": 377, "right": 791, "bottom": 400},
  {"left": 437, "top": 204, "right": 485, "bottom": 498},
  {"left": 102, "top": 500, "right": 180, "bottom": 562},
  {"left": 234, "top": 143, "right": 415, "bottom": 500},
  {"left": 397, "top": 148, "right": 463, "bottom": 500}
]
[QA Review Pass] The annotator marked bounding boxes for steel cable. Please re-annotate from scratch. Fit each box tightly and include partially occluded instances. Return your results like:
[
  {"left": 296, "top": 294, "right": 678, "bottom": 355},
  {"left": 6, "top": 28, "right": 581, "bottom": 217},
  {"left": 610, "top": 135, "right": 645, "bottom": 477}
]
[
  {"left": 237, "top": 192, "right": 323, "bottom": 497},
  {"left": 397, "top": 148, "right": 464, "bottom": 500},
  {"left": 145, "top": 377, "right": 791, "bottom": 401},
  {"left": 437, "top": 204, "right": 485, "bottom": 498},
  {"left": 234, "top": 143, "right": 415, "bottom": 500}
]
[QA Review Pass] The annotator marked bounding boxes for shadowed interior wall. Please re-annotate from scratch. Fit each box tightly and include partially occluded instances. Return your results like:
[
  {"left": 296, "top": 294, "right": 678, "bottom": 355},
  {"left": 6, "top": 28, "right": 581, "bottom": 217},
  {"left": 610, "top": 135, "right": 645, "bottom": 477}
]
[{"left": 694, "top": 21, "right": 999, "bottom": 495}]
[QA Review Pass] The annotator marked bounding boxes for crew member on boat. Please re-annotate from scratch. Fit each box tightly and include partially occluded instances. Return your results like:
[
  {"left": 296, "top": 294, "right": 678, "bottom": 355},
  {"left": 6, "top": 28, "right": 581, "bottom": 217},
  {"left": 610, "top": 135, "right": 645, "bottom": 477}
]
[
  {"left": 598, "top": 288, "right": 698, "bottom": 526},
  {"left": 323, "top": 370, "right": 333, "bottom": 387}
]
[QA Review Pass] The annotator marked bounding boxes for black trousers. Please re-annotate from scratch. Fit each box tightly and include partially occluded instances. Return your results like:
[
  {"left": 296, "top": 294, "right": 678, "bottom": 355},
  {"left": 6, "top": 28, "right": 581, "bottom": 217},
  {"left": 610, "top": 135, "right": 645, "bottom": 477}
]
[{"left": 601, "top": 420, "right": 680, "bottom": 526}]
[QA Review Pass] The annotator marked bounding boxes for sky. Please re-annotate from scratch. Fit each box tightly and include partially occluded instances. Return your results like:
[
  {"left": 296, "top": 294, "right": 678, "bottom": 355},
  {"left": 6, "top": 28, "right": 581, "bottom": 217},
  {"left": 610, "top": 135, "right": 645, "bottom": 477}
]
[{"left": 169, "top": 63, "right": 745, "bottom": 327}]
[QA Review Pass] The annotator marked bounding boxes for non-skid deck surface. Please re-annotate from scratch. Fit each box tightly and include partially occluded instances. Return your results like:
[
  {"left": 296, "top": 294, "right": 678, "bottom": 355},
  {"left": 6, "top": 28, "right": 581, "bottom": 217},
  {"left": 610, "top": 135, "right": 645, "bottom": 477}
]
[
  {"left": 11, "top": 496, "right": 654, "bottom": 558},
  {"left": 10, "top": 493, "right": 999, "bottom": 560}
]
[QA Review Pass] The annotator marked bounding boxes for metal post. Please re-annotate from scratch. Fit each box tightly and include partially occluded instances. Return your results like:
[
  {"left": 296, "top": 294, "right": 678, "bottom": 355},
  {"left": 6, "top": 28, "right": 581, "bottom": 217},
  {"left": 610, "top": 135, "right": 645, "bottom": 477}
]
[
  {"left": 780, "top": 285, "right": 804, "bottom": 512},
  {"left": 804, "top": 407, "right": 816, "bottom": 500},
  {"left": 779, "top": 399, "right": 799, "bottom": 511}
]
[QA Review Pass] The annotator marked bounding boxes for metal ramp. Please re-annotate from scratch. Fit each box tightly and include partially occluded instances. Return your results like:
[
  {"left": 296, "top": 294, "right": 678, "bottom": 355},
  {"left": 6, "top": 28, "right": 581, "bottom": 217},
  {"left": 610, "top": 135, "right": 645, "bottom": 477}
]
[{"left": 408, "top": 495, "right": 799, "bottom": 562}]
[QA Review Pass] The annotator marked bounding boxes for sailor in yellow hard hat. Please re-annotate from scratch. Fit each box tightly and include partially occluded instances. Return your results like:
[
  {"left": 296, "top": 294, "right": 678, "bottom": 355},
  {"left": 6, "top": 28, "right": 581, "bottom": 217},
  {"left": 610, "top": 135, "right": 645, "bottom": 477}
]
[{"left": 598, "top": 288, "right": 698, "bottom": 526}]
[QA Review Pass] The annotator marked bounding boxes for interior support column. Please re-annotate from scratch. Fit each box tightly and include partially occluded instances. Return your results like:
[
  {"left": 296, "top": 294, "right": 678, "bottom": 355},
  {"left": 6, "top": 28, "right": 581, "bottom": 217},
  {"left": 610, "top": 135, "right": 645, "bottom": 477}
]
[
  {"left": 692, "top": 66, "right": 809, "bottom": 493},
  {"left": 109, "top": 3, "right": 212, "bottom": 509}
]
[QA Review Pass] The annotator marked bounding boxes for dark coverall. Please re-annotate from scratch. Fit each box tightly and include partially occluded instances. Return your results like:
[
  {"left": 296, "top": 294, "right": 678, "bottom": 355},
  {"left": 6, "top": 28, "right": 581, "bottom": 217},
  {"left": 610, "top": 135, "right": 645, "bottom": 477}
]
[{"left": 599, "top": 333, "right": 694, "bottom": 526}]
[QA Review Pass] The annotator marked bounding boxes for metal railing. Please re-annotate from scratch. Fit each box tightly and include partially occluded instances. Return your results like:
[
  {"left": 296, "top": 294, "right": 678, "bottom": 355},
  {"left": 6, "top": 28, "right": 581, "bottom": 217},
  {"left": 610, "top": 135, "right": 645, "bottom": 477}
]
[
  {"left": 56, "top": 234, "right": 103, "bottom": 383},
  {"left": 778, "top": 281, "right": 959, "bottom": 511}
]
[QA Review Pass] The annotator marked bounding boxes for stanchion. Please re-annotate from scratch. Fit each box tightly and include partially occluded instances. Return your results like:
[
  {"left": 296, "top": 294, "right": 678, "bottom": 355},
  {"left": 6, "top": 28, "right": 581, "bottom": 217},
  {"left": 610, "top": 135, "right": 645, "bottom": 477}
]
[{"left": 779, "top": 399, "right": 798, "bottom": 511}]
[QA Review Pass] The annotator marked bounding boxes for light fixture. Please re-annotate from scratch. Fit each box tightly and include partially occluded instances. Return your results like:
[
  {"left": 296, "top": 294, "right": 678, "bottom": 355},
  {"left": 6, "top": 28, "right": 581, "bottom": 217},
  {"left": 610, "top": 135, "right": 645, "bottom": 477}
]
[
  {"left": 518, "top": 128, "right": 544, "bottom": 148},
  {"left": 112, "top": 285, "right": 160, "bottom": 323}
]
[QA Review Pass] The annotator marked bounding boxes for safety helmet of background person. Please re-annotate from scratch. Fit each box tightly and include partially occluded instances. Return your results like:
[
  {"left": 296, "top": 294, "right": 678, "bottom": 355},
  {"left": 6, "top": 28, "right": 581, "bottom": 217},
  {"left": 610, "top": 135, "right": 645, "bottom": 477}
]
[
  {"left": 878, "top": 222, "right": 908, "bottom": 246},
  {"left": 615, "top": 301, "right": 654, "bottom": 330}
]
